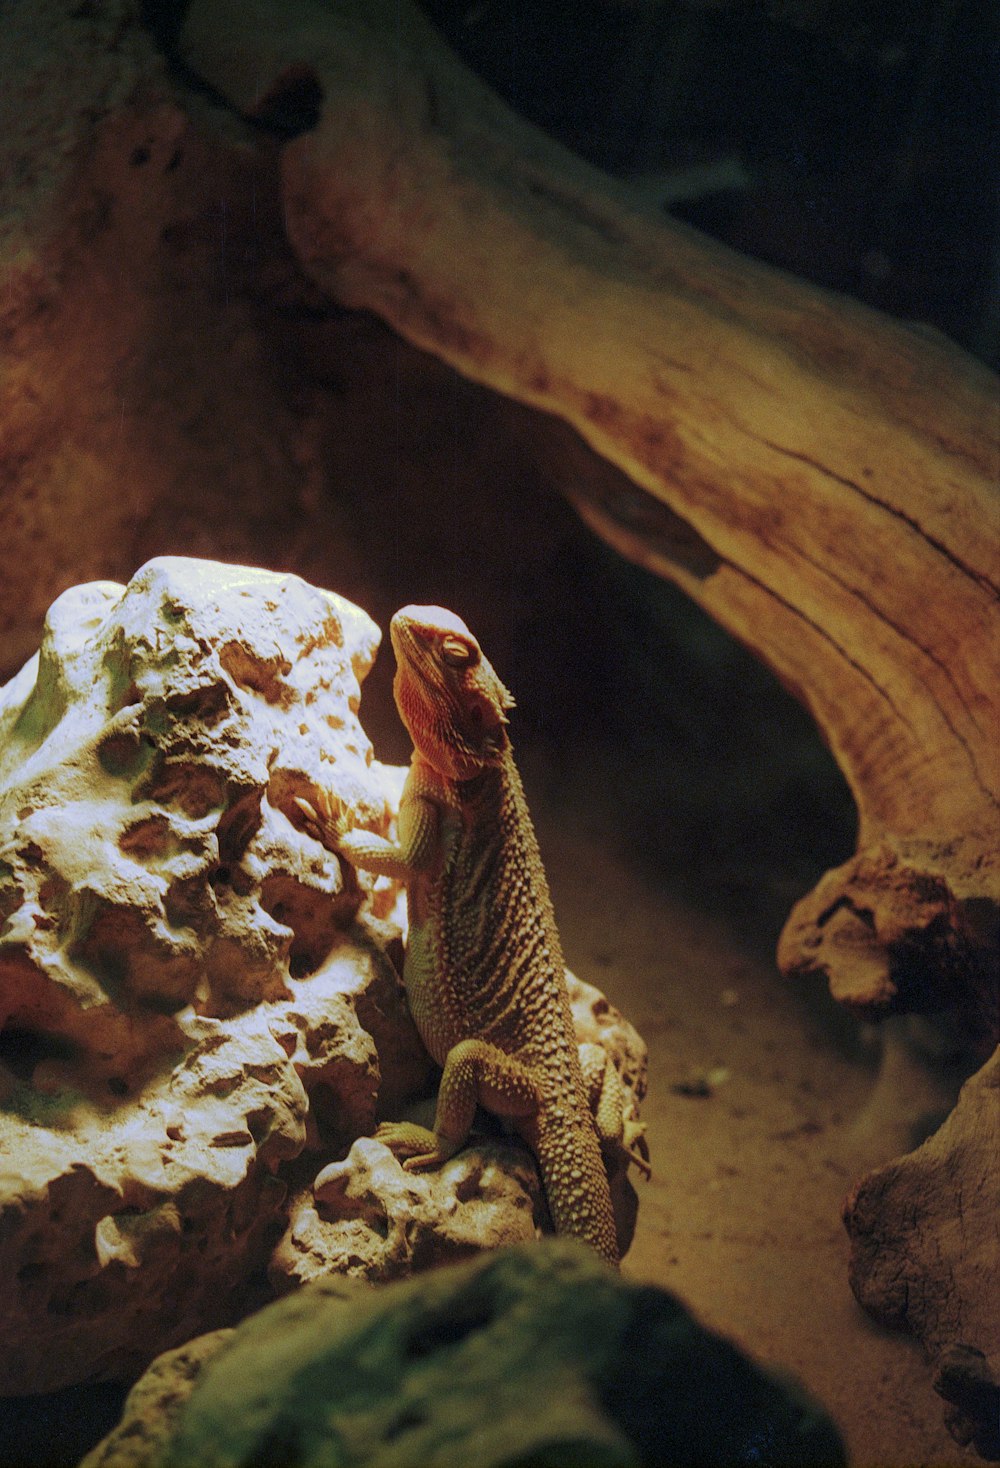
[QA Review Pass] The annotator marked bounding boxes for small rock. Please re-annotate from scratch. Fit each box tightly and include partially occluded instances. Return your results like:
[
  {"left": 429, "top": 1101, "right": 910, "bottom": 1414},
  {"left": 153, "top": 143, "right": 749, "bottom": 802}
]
[
  {"left": 271, "top": 1135, "right": 543, "bottom": 1289},
  {"left": 672, "top": 1065, "right": 730, "bottom": 1098}
]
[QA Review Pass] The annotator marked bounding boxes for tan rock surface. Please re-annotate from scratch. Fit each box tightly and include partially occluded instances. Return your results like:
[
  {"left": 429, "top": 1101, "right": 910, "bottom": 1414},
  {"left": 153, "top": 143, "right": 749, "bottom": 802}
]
[
  {"left": 274, "top": 1136, "right": 544, "bottom": 1288},
  {"left": 570, "top": 972, "right": 647, "bottom": 1101}
]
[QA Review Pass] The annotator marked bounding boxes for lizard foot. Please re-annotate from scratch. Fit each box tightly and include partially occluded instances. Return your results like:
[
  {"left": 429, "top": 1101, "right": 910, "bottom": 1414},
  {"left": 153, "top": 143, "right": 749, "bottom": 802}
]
[
  {"left": 293, "top": 786, "right": 348, "bottom": 850},
  {"left": 374, "top": 1121, "right": 458, "bottom": 1171},
  {"left": 581, "top": 1043, "right": 652, "bottom": 1180},
  {"left": 622, "top": 1114, "right": 652, "bottom": 1180}
]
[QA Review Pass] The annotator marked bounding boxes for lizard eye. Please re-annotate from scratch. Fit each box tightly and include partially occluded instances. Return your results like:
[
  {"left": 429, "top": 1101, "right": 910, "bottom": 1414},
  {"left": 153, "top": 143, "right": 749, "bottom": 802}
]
[{"left": 440, "top": 635, "right": 475, "bottom": 667}]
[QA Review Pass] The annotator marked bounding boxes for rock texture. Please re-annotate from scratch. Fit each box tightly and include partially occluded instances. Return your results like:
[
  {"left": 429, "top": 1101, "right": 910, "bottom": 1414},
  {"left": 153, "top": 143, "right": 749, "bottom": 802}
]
[
  {"left": 0, "top": 557, "right": 394, "bottom": 1392},
  {"left": 0, "top": 559, "right": 647, "bottom": 1395},
  {"left": 274, "top": 1135, "right": 544, "bottom": 1289},
  {"left": 82, "top": 1240, "right": 845, "bottom": 1468},
  {"left": 843, "top": 1049, "right": 1000, "bottom": 1458}
]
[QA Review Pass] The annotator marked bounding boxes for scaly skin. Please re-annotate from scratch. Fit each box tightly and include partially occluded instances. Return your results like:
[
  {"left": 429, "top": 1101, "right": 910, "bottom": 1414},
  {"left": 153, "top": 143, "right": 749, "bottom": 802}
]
[{"left": 300, "top": 606, "right": 646, "bottom": 1265}]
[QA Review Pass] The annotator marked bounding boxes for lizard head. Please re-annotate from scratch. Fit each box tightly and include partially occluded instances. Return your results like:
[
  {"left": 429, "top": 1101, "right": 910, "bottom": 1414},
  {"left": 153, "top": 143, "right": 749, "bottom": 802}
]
[{"left": 390, "top": 605, "right": 515, "bottom": 780}]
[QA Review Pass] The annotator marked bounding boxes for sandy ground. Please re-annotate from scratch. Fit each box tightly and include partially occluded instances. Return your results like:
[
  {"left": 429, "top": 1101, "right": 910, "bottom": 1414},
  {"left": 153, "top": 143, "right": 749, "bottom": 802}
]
[{"left": 525, "top": 743, "right": 975, "bottom": 1468}]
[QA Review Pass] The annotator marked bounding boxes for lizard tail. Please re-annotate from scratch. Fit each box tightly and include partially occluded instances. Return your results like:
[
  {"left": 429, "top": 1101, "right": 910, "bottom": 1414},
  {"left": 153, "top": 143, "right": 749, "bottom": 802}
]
[{"left": 533, "top": 1117, "right": 620, "bottom": 1267}]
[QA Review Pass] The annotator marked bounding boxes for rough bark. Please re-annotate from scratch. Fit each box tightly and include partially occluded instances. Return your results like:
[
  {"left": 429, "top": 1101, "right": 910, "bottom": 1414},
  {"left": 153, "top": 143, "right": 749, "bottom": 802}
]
[
  {"left": 0, "top": 1, "right": 367, "bottom": 679},
  {"left": 179, "top": 0, "right": 999, "bottom": 1043}
]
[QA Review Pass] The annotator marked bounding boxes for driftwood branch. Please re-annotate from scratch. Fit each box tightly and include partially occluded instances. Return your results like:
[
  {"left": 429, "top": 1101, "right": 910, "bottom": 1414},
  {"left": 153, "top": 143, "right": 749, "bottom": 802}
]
[{"left": 180, "top": 0, "right": 999, "bottom": 1040}]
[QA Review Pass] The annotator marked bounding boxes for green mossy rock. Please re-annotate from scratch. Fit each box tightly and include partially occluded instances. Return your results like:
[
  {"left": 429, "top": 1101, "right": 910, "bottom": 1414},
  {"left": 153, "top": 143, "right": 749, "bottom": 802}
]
[{"left": 86, "top": 1241, "right": 844, "bottom": 1468}]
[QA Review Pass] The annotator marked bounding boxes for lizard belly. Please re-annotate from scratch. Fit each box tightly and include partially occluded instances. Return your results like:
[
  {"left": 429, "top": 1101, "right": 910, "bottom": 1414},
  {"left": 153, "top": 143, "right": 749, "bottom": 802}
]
[
  {"left": 403, "top": 817, "right": 473, "bottom": 1068},
  {"left": 402, "top": 907, "right": 464, "bottom": 1066},
  {"left": 401, "top": 798, "right": 516, "bottom": 1066}
]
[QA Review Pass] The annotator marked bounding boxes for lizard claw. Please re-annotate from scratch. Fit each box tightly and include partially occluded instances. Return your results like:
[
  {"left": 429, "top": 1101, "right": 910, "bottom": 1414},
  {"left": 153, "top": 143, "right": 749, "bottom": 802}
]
[
  {"left": 294, "top": 788, "right": 349, "bottom": 850},
  {"left": 622, "top": 1115, "right": 652, "bottom": 1180},
  {"left": 401, "top": 1151, "right": 452, "bottom": 1173},
  {"left": 375, "top": 1120, "right": 458, "bottom": 1171}
]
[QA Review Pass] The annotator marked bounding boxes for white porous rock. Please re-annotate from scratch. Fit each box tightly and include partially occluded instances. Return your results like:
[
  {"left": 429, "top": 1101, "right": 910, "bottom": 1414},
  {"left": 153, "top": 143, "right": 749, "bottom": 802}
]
[
  {"left": 569, "top": 972, "right": 649, "bottom": 1254},
  {"left": 0, "top": 558, "right": 424, "bottom": 1394},
  {"left": 273, "top": 1135, "right": 544, "bottom": 1287}
]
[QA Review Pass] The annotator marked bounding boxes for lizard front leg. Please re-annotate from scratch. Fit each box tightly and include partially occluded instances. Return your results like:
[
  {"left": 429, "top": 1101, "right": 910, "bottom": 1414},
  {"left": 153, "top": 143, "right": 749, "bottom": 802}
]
[
  {"left": 376, "top": 1038, "right": 541, "bottom": 1171},
  {"left": 295, "top": 777, "right": 438, "bottom": 883}
]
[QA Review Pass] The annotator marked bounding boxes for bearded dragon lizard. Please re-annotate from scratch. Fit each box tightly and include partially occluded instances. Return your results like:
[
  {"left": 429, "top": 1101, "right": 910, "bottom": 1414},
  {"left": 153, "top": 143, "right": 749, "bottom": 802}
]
[{"left": 298, "top": 605, "right": 647, "bottom": 1265}]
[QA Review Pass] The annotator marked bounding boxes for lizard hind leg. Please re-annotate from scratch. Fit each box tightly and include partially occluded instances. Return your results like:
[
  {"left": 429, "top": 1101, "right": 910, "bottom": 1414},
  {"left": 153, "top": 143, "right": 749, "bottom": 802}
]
[
  {"left": 376, "top": 1038, "right": 541, "bottom": 1172},
  {"left": 580, "top": 1042, "right": 652, "bottom": 1180},
  {"left": 372, "top": 1120, "right": 442, "bottom": 1164}
]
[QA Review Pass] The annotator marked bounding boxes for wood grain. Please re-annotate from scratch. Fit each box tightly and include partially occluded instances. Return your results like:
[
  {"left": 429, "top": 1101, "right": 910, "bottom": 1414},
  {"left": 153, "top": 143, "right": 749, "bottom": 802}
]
[{"left": 181, "top": 0, "right": 999, "bottom": 1040}]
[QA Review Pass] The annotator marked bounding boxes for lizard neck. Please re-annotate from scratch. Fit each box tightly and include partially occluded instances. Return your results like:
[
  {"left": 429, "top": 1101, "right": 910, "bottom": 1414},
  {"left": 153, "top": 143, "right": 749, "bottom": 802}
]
[
  {"left": 409, "top": 751, "right": 463, "bottom": 811},
  {"left": 410, "top": 746, "right": 512, "bottom": 817},
  {"left": 396, "top": 664, "right": 511, "bottom": 782}
]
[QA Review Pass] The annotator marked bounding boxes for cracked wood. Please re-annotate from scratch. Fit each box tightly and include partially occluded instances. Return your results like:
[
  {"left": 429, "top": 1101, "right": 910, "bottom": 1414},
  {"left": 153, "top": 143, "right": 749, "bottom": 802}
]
[{"left": 180, "top": 0, "right": 999, "bottom": 1041}]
